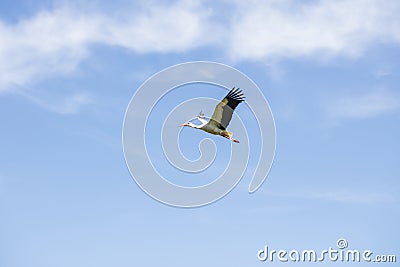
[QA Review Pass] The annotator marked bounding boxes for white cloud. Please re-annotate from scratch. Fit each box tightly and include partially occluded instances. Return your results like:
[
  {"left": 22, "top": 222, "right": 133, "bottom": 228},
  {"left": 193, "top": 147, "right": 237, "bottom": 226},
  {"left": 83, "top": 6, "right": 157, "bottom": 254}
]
[
  {"left": 327, "top": 89, "right": 400, "bottom": 119},
  {"left": 0, "top": 8, "right": 98, "bottom": 92},
  {"left": 229, "top": 0, "right": 400, "bottom": 61},
  {"left": 1, "top": 0, "right": 400, "bottom": 113},
  {"left": 102, "top": 2, "right": 214, "bottom": 53},
  {"left": 0, "top": 2, "right": 213, "bottom": 93},
  {"left": 0, "top": 6, "right": 98, "bottom": 113}
]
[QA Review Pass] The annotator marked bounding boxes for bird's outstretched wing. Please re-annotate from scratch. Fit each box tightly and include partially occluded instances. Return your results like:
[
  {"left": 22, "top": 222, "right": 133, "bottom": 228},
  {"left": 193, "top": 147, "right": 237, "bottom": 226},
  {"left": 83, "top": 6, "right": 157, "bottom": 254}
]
[{"left": 209, "top": 87, "right": 245, "bottom": 130}]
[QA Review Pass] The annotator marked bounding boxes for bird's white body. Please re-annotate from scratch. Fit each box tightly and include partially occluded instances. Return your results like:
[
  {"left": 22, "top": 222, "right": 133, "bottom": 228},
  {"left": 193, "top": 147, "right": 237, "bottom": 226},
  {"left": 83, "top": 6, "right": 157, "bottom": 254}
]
[
  {"left": 197, "top": 117, "right": 223, "bottom": 135},
  {"left": 184, "top": 119, "right": 234, "bottom": 141},
  {"left": 201, "top": 123, "right": 223, "bottom": 135}
]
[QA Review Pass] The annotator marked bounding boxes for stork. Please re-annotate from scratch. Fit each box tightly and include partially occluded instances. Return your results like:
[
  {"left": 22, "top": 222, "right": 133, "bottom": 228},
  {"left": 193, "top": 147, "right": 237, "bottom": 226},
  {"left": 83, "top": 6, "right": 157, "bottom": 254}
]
[{"left": 179, "top": 87, "right": 245, "bottom": 143}]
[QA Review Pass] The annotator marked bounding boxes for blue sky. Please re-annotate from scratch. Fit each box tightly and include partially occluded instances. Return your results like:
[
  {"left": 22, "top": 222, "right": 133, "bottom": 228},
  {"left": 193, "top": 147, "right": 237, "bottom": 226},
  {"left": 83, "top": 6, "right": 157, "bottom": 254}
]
[{"left": 1, "top": 0, "right": 399, "bottom": 266}]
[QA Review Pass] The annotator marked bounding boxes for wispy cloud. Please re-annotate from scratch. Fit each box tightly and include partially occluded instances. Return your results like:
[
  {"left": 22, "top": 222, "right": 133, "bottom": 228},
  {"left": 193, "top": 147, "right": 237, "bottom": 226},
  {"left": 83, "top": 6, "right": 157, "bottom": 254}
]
[
  {"left": 1, "top": 0, "right": 400, "bottom": 113},
  {"left": 0, "top": 174, "right": 4, "bottom": 195},
  {"left": 229, "top": 0, "right": 400, "bottom": 61},
  {"left": 309, "top": 190, "right": 399, "bottom": 205},
  {"left": 17, "top": 88, "right": 93, "bottom": 114},
  {"left": 326, "top": 89, "right": 400, "bottom": 119},
  {"left": 266, "top": 187, "right": 399, "bottom": 205}
]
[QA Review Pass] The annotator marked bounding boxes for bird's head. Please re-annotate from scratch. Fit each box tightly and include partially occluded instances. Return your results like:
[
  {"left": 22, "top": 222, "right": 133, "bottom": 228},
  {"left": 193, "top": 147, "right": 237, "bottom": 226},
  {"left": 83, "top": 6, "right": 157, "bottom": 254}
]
[{"left": 179, "top": 122, "right": 196, "bottom": 128}]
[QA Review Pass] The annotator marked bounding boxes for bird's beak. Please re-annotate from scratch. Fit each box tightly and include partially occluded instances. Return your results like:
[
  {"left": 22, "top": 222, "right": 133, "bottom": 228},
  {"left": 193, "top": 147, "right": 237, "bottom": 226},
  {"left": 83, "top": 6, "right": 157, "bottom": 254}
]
[{"left": 179, "top": 123, "right": 187, "bottom": 127}]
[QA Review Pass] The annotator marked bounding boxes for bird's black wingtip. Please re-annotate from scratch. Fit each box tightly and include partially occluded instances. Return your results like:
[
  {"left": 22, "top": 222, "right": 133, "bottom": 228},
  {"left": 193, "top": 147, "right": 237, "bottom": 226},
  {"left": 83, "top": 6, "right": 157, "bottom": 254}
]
[{"left": 227, "top": 87, "right": 245, "bottom": 102}]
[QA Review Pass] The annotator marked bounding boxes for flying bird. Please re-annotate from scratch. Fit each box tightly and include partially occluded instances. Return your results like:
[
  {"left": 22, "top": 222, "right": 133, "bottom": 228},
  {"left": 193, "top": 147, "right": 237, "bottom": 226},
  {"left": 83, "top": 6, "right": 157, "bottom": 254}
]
[{"left": 179, "top": 87, "right": 245, "bottom": 143}]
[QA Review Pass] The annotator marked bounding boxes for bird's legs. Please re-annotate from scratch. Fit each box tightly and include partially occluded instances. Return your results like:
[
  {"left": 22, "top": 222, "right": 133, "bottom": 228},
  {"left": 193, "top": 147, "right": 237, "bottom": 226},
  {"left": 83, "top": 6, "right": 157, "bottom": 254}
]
[{"left": 221, "top": 131, "right": 240, "bottom": 143}]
